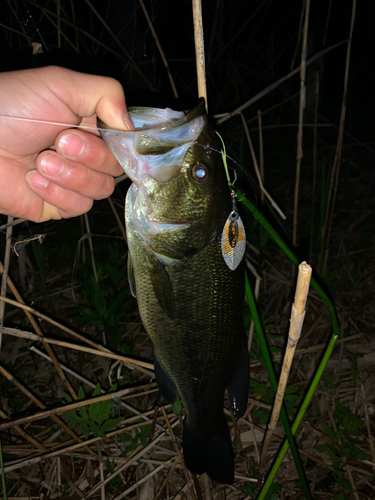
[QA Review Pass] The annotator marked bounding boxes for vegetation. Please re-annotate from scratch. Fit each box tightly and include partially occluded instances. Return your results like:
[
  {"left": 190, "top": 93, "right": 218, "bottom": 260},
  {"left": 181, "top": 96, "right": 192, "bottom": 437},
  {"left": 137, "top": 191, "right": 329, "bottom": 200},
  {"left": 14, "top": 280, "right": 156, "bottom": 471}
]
[{"left": 1, "top": 1, "right": 374, "bottom": 499}]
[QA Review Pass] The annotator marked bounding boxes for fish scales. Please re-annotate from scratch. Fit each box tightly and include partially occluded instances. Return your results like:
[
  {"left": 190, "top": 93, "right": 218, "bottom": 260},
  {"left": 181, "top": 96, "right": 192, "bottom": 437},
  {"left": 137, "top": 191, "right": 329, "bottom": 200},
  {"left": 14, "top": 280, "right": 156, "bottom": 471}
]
[{"left": 99, "top": 102, "right": 249, "bottom": 484}]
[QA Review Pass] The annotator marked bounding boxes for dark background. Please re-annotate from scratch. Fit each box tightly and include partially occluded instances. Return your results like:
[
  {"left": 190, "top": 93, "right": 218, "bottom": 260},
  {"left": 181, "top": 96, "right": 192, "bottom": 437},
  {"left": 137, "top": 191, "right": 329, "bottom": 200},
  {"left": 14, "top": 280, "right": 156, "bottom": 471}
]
[{"left": 1, "top": 0, "right": 374, "bottom": 139}]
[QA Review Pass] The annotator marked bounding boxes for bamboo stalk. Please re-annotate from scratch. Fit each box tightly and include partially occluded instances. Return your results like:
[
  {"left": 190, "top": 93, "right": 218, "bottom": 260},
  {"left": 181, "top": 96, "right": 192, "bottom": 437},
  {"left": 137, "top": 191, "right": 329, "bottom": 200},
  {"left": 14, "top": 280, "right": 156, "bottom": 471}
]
[
  {"left": 192, "top": 0, "right": 207, "bottom": 108},
  {"left": 292, "top": 0, "right": 310, "bottom": 247},
  {"left": 258, "top": 262, "right": 312, "bottom": 485},
  {"left": 138, "top": 0, "right": 179, "bottom": 99},
  {"left": 258, "top": 330, "right": 339, "bottom": 500}
]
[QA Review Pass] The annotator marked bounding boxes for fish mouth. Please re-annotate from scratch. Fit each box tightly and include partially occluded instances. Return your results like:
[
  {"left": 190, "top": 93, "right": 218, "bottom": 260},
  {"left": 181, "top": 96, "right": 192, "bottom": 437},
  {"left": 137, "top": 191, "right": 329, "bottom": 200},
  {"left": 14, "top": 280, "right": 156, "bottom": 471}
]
[{"left": 98, "top": 102, "right": 207, "bottom": 183}]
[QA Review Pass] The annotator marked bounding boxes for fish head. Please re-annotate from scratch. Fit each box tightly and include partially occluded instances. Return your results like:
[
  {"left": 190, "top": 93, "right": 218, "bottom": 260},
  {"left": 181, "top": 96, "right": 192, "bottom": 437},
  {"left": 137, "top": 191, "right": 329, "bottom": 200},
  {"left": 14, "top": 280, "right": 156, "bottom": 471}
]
[{"left": 99, "top": 102, "right": 230, "bottom": 262}]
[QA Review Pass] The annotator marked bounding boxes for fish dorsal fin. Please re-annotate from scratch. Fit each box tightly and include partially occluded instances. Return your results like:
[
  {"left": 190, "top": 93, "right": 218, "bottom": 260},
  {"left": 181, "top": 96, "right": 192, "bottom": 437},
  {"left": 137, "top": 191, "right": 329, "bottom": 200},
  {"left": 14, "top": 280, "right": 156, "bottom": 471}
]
[
  {"left": 146, "top": 254, "right": 176, "bottom": 319},
  {"left": 127, "top": 253, "right": 137, "bottom": 299},
  {"left": 226, "top": 334, "right": 249, "bottom": 420}
]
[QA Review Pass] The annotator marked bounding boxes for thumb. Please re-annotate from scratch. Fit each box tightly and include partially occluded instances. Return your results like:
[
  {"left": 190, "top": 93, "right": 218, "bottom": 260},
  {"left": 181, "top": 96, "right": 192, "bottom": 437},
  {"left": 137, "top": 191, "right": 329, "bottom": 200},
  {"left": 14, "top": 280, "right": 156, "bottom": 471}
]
[{"left": 45, "top": 66, "right": 134, "bottom": 131}]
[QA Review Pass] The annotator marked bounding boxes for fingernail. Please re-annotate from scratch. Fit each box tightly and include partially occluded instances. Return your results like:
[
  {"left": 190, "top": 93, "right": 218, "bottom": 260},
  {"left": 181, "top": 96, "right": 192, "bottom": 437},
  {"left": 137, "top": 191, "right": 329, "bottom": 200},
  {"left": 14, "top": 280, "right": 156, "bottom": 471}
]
[
  {"left": 123, "top": 112, "right": 134, "bottom": 130},
  {"left": 27, "top": 171, "right": 49, "bottom": 189},
  {"left": 58, "top": 133, "right": 85, "bottom": 158},
  {"left": 40, "top": 155, "right": 64, "bottom": 177}
]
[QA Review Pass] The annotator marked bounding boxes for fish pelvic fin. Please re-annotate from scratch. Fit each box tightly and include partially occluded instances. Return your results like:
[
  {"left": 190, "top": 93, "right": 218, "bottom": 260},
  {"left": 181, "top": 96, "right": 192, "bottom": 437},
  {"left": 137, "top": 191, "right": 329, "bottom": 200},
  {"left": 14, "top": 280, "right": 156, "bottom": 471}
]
[{"left": 183, "top": 419, "right": 234, "bottom": 485}]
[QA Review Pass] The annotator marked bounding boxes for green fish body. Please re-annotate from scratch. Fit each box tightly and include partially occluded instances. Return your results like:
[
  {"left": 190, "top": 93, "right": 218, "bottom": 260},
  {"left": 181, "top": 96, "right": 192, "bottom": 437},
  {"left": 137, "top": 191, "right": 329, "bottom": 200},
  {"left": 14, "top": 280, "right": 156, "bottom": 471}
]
[{"left": 99, "top": 102, "right": 249, "bottom": 484}]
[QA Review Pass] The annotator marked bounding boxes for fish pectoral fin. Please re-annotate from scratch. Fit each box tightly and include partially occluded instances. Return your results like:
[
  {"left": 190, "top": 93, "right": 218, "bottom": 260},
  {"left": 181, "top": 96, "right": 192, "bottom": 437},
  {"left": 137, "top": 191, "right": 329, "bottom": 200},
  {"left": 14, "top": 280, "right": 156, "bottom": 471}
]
[
  {"left": 146, "top": 255, "right": 176, "bottom": 319},
  {"left": 154, "top": 349, "right": 179, "bottom": 405},
  {"left": 127, "top": 253, "right": 137, "bottom": 299},
  {"left": 227, "top": 334, "right": 249, "bottom": 420}
]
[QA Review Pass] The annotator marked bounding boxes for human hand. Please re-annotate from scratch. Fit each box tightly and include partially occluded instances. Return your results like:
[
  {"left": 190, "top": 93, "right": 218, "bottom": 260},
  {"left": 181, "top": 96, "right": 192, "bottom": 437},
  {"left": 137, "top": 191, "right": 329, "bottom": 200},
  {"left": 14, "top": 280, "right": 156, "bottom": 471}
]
[{"left": 0, "top": 66, "right": 133, "bottom": 222}]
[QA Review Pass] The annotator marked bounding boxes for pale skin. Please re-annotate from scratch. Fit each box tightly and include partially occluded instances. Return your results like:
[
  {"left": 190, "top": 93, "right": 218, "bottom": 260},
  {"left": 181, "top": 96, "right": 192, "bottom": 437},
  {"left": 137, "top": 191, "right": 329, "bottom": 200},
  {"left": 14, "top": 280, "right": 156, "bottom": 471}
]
[{"left": 0, "top": 66, "right": 134, "bottom": 222}]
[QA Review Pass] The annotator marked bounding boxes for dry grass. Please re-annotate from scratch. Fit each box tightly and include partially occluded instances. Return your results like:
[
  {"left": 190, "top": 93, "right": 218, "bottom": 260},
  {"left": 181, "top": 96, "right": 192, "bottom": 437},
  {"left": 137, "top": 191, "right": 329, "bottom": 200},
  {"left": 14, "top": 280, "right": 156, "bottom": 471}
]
[{"left": 1, "top": 0, "right": 375, "bottom": 498}]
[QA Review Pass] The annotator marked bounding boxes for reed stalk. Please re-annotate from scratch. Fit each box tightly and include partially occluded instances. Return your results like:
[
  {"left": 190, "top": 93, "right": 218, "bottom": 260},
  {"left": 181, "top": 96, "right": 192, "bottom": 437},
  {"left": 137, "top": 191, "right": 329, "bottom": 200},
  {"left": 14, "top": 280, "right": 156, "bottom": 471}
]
[
  {"left": 84, "top": 212, "right": 98, "bottom": 283},
  {"left": 216, "top": 40, "right": 346, "bottom": 124},
  {"left": 107, "top": 196, "right": 127, "bottom": 243},
  {"left": 245, "top": 271, "right": 311, "bottom": 500},
  {"left": 0, "top": 325, "right": 154, "bottom": 373},
  {"left": 322, "top": 0, "right": 357, "bottom": 275},
  {"left": 0, "top": 216, "right": 13, "bottom": 350},
  {"left": 239, "top": 113, "right": 286, "bottom": 220},
  {"left": 309, "top": 70, "right": 320, "bottom": 259},
  {"left": 192, "top": 0, "right": 207, "bottom": 108},
  {"left": 293, "top": 0, "right": 310, "bottom": 247},
  {"left": 139, "top": 0, "right": 179, "bottom": 99},
  {"left": 82, "top": 0, "right": 157, "bottom": 92},
  {"left": 258, "top": 262, "right": 312, "bottom": 486}
]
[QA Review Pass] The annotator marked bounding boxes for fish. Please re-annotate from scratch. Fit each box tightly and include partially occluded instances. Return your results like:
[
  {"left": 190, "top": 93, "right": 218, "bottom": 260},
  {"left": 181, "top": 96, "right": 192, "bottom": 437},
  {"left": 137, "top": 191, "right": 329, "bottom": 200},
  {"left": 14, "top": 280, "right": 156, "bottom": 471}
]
[{"left": 99, "top": 101, "right": 249, "bottom": 484}]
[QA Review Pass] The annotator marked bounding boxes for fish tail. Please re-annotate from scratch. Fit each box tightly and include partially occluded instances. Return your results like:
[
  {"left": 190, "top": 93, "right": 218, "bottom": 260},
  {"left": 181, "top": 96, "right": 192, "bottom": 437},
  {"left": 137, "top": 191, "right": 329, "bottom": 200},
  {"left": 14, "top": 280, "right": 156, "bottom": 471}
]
[{"left": 183, "top": 420, "right": 234, "bottom": 484}]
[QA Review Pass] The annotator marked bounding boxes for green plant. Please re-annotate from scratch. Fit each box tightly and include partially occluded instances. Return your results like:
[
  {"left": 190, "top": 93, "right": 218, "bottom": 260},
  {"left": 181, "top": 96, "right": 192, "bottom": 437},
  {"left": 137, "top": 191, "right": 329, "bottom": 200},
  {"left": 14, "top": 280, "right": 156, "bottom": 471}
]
[
  {"left": 315, "top": 399, "right": 371, "bottom": 498},
  {"left": 120, "top": 423, "right": 152, "bottom": 454},
  {"left": 63, "top": 383, "right": 123, "bottom": 439},
  {"left": 105, "top": 458, "right": 122, "bottom": 485}
]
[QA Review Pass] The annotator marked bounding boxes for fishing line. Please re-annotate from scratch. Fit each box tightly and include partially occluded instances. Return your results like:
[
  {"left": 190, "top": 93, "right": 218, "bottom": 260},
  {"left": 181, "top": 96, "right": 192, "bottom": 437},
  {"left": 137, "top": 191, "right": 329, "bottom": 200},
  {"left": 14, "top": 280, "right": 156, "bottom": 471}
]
[
  {"left": 201, "top": 142, "right": 258, "bottom": 204},
  {"left": 0, "top": 115, "right": 120, "bottom": 134},
  {"left": 0, "top": 116, "right": 256, "bottom": 197}
]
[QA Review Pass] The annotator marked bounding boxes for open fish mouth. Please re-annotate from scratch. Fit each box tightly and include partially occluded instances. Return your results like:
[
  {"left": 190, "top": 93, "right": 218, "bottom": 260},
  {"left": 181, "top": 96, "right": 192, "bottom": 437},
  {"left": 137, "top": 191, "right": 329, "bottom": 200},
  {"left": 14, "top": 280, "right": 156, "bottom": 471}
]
[{"left": 98, "top": 104, "right": 206, "bottom": 184}]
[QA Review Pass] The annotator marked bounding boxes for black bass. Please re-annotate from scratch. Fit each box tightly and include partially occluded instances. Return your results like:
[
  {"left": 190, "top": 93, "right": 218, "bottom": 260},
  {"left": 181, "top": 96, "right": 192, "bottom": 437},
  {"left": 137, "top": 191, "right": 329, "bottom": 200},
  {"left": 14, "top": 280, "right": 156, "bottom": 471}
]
[{"left": 99, "top": 102, "right": 249, "bottom": 484}]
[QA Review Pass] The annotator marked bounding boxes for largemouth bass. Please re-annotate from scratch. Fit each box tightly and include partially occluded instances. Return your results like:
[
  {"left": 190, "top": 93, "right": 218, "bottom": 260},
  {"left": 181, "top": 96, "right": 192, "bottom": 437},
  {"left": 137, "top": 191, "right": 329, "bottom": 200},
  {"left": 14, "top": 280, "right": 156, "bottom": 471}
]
[{"left": 99, "top": 102, "right": 249, "bottom": 484}]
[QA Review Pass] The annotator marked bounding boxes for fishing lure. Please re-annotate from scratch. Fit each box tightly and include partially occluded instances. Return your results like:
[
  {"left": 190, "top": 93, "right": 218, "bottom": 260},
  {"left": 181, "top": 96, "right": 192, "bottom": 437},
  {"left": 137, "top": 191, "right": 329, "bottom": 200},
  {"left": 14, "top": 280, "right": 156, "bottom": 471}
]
[{"left": 217, "top": 132, "right": 246, "bottom": 271}]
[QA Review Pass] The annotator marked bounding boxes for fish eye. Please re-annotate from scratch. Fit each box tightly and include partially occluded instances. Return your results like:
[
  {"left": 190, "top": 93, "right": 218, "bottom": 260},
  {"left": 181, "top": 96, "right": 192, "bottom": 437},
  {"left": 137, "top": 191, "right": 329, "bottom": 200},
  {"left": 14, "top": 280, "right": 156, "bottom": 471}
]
[{"left": 191, "top": 163, "right": 209, "bottom": 182}]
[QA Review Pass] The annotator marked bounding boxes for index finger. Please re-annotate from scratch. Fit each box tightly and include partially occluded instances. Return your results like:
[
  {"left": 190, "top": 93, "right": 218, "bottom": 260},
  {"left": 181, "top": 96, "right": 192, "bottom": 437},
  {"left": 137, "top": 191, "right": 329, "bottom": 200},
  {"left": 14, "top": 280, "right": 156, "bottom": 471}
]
[{"left": 54, "top": 128, "right": 124, "bottom": 177}]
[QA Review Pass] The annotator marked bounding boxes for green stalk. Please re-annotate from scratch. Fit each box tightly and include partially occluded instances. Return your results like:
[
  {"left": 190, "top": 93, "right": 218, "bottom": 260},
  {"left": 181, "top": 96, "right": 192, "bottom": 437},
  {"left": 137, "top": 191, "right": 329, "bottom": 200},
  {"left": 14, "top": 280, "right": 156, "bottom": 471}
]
[
  {"left": 258, "top": 332, "right": 338, "bottom": 499},
  {"left": 240, "top": 190, "right": 340, "bottom": 499},
  {"left": 236, "top": 188, "right": 339, "bottom": 335},
  {"left": 245, "top": 272, "right": 312, "bottom": 500},
  {"left": 217, "top": 136, "right": 339, "bottom": 497}
]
